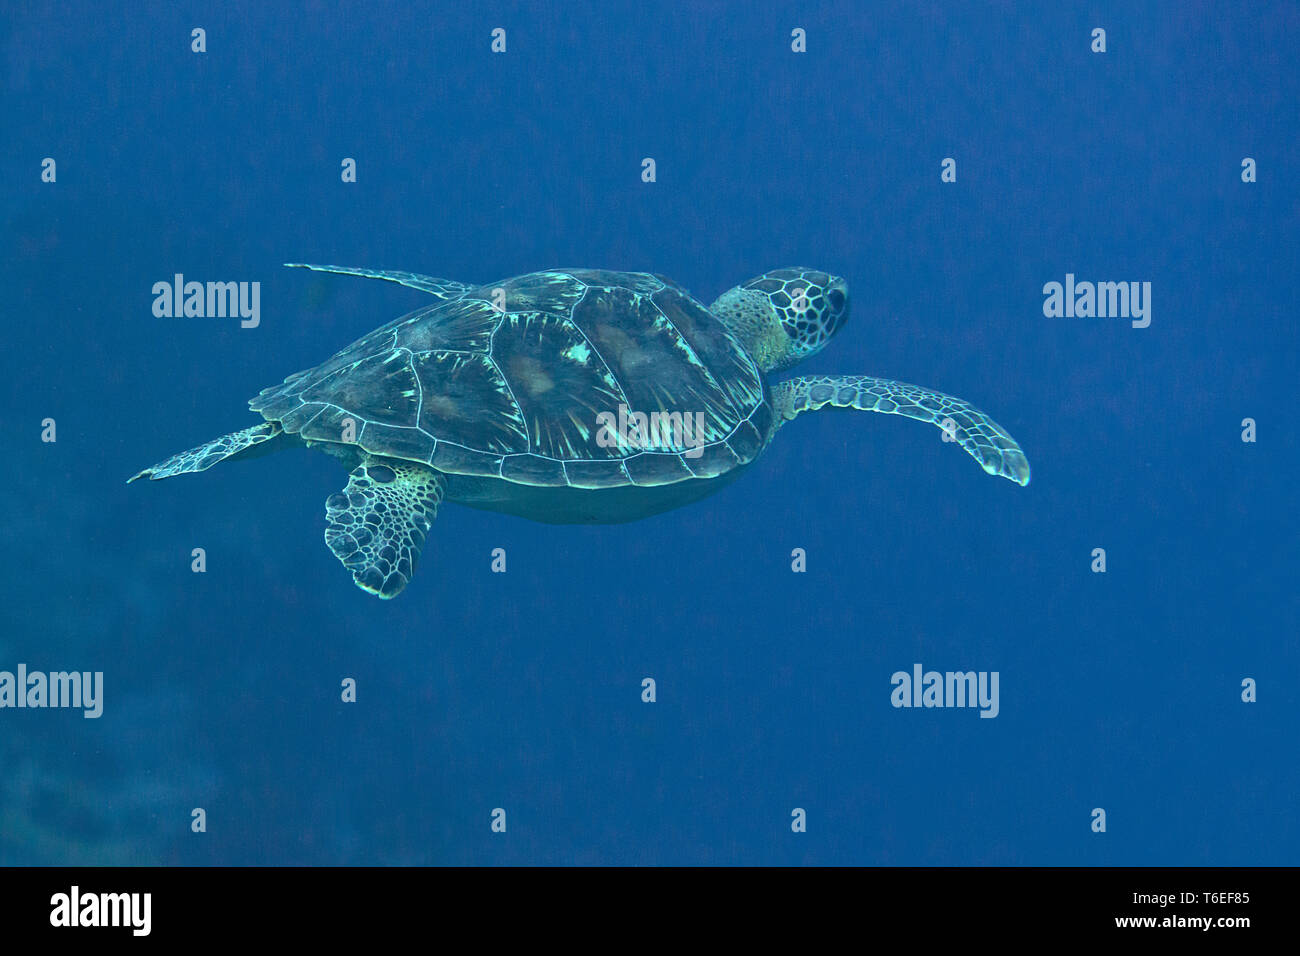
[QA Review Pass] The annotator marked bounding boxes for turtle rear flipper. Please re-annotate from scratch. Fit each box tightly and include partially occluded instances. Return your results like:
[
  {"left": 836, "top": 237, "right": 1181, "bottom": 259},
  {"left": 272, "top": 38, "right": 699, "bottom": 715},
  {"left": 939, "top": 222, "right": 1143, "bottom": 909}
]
[
  {"left": 283, "top": 262, "right": 472, "bottom": 299},
  {"left": 128, "top": 422, "right": 285, "bottom": 482},
  {"left": 325, "top": 457, "right": 446, "bottom": 599}
]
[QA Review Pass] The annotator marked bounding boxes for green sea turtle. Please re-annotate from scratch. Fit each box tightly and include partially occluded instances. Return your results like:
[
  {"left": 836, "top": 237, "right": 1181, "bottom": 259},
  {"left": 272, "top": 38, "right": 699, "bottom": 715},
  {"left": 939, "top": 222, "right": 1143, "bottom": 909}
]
[{"left": 130, "top": 264, "right": 1030, "bottom": 598}]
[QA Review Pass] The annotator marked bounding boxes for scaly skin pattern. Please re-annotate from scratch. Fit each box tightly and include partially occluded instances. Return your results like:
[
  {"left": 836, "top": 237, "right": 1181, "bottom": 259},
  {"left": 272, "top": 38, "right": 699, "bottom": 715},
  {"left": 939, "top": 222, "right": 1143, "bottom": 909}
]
[
  {"left": 323, "top": 456, "right": 447, "bottom": 598},
  {"left": 127, "top": 422, "right": 283, "bottom": 482},
  {"left": 770, "top": 375, "right": 1030, "bottom": 485},
  {"left": 283, "top": 263, "right": 473, "bottom": 299}
]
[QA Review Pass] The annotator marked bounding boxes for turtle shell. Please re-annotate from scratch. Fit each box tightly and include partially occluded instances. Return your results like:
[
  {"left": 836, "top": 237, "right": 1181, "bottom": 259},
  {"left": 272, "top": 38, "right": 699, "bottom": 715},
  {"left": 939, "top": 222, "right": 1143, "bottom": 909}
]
[{"left": 250, "top": 270, "right": 772, "bottom": 488}]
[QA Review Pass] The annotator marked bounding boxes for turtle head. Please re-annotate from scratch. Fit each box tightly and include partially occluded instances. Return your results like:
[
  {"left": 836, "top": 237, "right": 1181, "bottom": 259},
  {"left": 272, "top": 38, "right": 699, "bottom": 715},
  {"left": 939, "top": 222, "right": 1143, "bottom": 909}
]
[{"left": 710, "top": 268, "right": 849, "bottom": 373}]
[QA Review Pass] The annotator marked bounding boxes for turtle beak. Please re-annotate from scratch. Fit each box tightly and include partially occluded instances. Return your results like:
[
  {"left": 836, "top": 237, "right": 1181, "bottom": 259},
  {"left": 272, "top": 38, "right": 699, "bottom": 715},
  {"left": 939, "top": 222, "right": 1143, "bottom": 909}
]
[{"left": 826, "top": 278, "right": 849, "bottom": 335}]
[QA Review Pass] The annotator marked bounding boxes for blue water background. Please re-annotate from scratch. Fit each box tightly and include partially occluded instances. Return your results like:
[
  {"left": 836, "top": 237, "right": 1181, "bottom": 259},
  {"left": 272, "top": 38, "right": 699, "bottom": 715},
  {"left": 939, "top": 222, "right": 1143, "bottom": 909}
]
[{"left": 2, "top": 1, "right": 1296, "bottom": 864}]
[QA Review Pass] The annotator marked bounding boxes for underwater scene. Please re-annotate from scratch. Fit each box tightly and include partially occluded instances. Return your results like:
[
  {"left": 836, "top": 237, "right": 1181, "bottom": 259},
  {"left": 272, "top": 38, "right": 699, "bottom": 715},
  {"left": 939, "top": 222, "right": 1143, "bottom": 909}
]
[{"left": 2, "top": 1, "right": 1296, "bottom": 865}]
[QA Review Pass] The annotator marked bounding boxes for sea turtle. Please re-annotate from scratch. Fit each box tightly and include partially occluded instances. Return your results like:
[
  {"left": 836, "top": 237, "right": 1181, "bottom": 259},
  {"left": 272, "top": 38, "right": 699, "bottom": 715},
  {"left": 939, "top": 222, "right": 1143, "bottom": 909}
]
[{"left": 130, "top": 264, "right": 1030, "bottom": 598}]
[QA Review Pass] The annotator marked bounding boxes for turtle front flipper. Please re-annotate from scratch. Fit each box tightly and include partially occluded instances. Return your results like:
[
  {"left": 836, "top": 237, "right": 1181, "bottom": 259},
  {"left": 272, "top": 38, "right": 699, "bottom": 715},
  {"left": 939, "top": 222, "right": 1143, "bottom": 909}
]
[
  {"left": 128, "top": 422, "right": 284, "bottom": 482},
  {"left": 325, "top": 457, "right": 446, "bottom": 599},
  {"left": 771, "top": 376, "right": 1031, "bottom": 485},
  {"left": 284, "top": 262, "right": 472, "bottom": 300}
]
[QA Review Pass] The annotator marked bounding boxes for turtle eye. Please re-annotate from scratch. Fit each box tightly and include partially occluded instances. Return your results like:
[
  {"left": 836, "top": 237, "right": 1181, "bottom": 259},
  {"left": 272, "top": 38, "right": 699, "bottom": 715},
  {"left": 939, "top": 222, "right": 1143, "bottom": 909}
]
[{"left": 828, "top": 288, "right": 845, "bottom": 312}]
